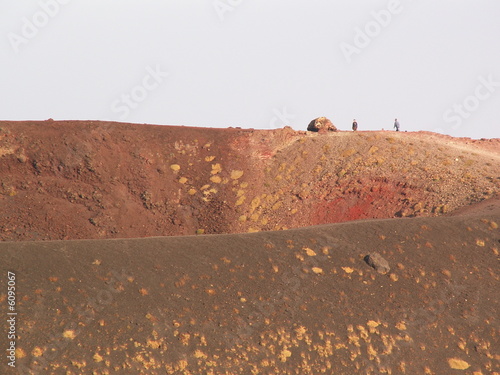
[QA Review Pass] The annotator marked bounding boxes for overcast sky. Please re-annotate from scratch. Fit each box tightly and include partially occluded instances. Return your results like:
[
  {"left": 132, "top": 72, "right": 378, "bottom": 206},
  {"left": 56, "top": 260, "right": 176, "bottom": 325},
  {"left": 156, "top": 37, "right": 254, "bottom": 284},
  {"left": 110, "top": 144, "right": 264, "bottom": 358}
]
[{"left": 1, "top": 1, "right": 499, "bottom": 139}]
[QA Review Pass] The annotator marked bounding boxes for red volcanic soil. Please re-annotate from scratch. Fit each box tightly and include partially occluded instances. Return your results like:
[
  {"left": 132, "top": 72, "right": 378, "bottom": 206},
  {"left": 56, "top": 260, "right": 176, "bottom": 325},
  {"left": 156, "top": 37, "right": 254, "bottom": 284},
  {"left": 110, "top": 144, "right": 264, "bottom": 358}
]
[{"left": 0, "top": 120, "right": 499, "bottom": 241}]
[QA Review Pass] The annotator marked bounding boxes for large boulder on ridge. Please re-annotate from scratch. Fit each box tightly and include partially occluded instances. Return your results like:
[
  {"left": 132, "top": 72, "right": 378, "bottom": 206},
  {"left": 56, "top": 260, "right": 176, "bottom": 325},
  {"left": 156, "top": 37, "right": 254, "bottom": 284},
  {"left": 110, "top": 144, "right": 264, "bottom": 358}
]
[{"left": 307, "top": 117, "right": 337, "bottom": 132}]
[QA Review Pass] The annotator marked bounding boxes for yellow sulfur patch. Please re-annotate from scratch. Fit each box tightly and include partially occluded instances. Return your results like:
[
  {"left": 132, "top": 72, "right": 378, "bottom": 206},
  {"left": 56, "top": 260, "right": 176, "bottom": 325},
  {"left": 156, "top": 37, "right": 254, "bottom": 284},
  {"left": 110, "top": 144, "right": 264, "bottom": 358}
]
[
  {"left": 63, "top": 330, "right": 76, "bottom": 339},
  {"left": 303, "top": 247, "right": 317, "bottom": 256},
  {"left": 32, "top": 347, "right": 43, "bottom": 357},
  {"left": 231, "top": 170, "right": 244, "bottom": 179},
  {"left": 211, "top": 163, "right": 222, "bottom": 174},
  {"left": 15, "top": 348, "right": 26, "bottom": 359},
  {"left": 448, "top": 358, "right": 470, "bottom": 370},
  {"left": 278, "top": 349, "right": 292, "bottom": 362},
  {"left": 210, "top": 175, "right": 222, "bottom": 183},
  {"left": 194, "top": 350, "right": 207, "bottom": 359},
  {"left": 396, "top": 321, "right": 407, "bottom": 330}
]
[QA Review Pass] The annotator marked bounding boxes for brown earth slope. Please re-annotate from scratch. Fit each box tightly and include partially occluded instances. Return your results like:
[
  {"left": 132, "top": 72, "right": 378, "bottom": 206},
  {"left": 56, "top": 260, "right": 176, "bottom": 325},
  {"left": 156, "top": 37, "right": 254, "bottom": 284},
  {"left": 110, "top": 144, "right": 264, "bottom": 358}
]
[
  {"left": 0, "top": 121, "right": 499, "bottom": 241},
  {"left": 0, "top": 206, "right": 498, "bottom": 374}
]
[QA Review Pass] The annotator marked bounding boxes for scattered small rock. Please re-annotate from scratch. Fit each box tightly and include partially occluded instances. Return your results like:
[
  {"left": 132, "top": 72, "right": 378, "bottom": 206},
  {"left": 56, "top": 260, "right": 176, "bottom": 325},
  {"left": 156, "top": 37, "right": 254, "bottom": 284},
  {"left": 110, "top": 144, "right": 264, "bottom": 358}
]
[{"left": 364, "top": 252, "right": 390, "bottom": 274}]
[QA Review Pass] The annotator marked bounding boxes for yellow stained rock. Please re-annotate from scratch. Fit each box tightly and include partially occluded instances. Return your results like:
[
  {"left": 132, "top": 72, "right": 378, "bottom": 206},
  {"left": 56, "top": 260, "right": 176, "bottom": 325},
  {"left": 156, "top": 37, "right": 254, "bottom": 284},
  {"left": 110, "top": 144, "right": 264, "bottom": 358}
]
[
  {"left": 170, "top": 164, "right": 180, "bottom": 172},
  {"left": 71, "top": 360, "right": 86, "bottom": 369},
  {"left": 447, "top": 358, "right": 470, "bottom": 370},
  {"left": 147, "top": 339, "right": 161, "bottom": 349},
  {"left": 303, "top": 247, "right": 317, "bottom": 256},
  {"left": 396, "top": 321, "right": 407, "bottom": 331},
  {"left": 231, "top": 170, "right": 244, "bottom": 179},
  {"left": 194, "top": 350, "right": 208, "bottom": 359},
  {"left": 210, "top": 175, "right": 222, "bottom": 183},
  {"left": 63, "top": 330, "right": 76, "bottom": 339},
  {"left": 15, "top": 348, "right": 26, "bottom": 359},
  {"left": 211, "top": 163, "right": 222, "bottom": 175},
  {"left": 342, "top": 267, "right": 354, "bottom": 274},
  {"left": 32, "top": 347, "right": 43, "bottom": 357},
  {"left": 250, "top": 197, "right": 261, "bottom": 211},
  {"left": 342, "top": 148, "right": 357, "bottom": 157},
  {"left": 278, "top": 349, "right": 292, "bottom": 362}
]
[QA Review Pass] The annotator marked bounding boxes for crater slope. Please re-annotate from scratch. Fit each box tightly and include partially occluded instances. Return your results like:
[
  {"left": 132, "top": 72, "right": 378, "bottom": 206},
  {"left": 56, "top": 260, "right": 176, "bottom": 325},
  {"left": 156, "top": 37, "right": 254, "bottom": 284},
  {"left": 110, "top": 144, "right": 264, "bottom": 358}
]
[{"left": 0, "top": 121, "right": 498, "bottom": 241}]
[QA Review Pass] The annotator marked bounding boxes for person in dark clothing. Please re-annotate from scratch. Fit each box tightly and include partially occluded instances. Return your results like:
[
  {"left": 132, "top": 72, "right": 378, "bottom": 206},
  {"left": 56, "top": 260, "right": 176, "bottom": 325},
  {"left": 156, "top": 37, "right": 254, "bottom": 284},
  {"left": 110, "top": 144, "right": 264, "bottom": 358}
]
[
  {"left": 394, "top": 118, "right": 400, "bottom": 131},
  {"left": 352, "top": 119, "right": 358, "bottom": 131}
]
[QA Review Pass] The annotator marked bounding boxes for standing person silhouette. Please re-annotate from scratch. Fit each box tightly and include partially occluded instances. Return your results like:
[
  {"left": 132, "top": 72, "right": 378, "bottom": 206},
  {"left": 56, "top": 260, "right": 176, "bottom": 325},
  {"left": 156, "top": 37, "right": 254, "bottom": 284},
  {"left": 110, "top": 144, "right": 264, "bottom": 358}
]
[
  {"left": 352, "top": 119, "right": 358, "bottom": 131},
  {"left": 394, "top": 118, "right": 400, "bottom": 131}
]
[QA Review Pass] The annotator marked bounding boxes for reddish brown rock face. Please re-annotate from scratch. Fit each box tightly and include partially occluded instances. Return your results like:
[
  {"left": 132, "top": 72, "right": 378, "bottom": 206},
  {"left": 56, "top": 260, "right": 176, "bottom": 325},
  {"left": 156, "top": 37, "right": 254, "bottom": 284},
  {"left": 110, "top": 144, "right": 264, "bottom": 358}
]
[{"left": 0, "top": 121, "right": 499, "bottom": 241}]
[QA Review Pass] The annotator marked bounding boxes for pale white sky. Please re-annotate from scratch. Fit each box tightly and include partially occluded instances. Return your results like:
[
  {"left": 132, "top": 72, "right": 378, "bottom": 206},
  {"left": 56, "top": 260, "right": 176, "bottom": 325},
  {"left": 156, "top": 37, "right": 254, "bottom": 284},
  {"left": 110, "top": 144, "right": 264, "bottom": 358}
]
[{"left": 1, "top": 1, "right": 499, "bottom": 138}]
